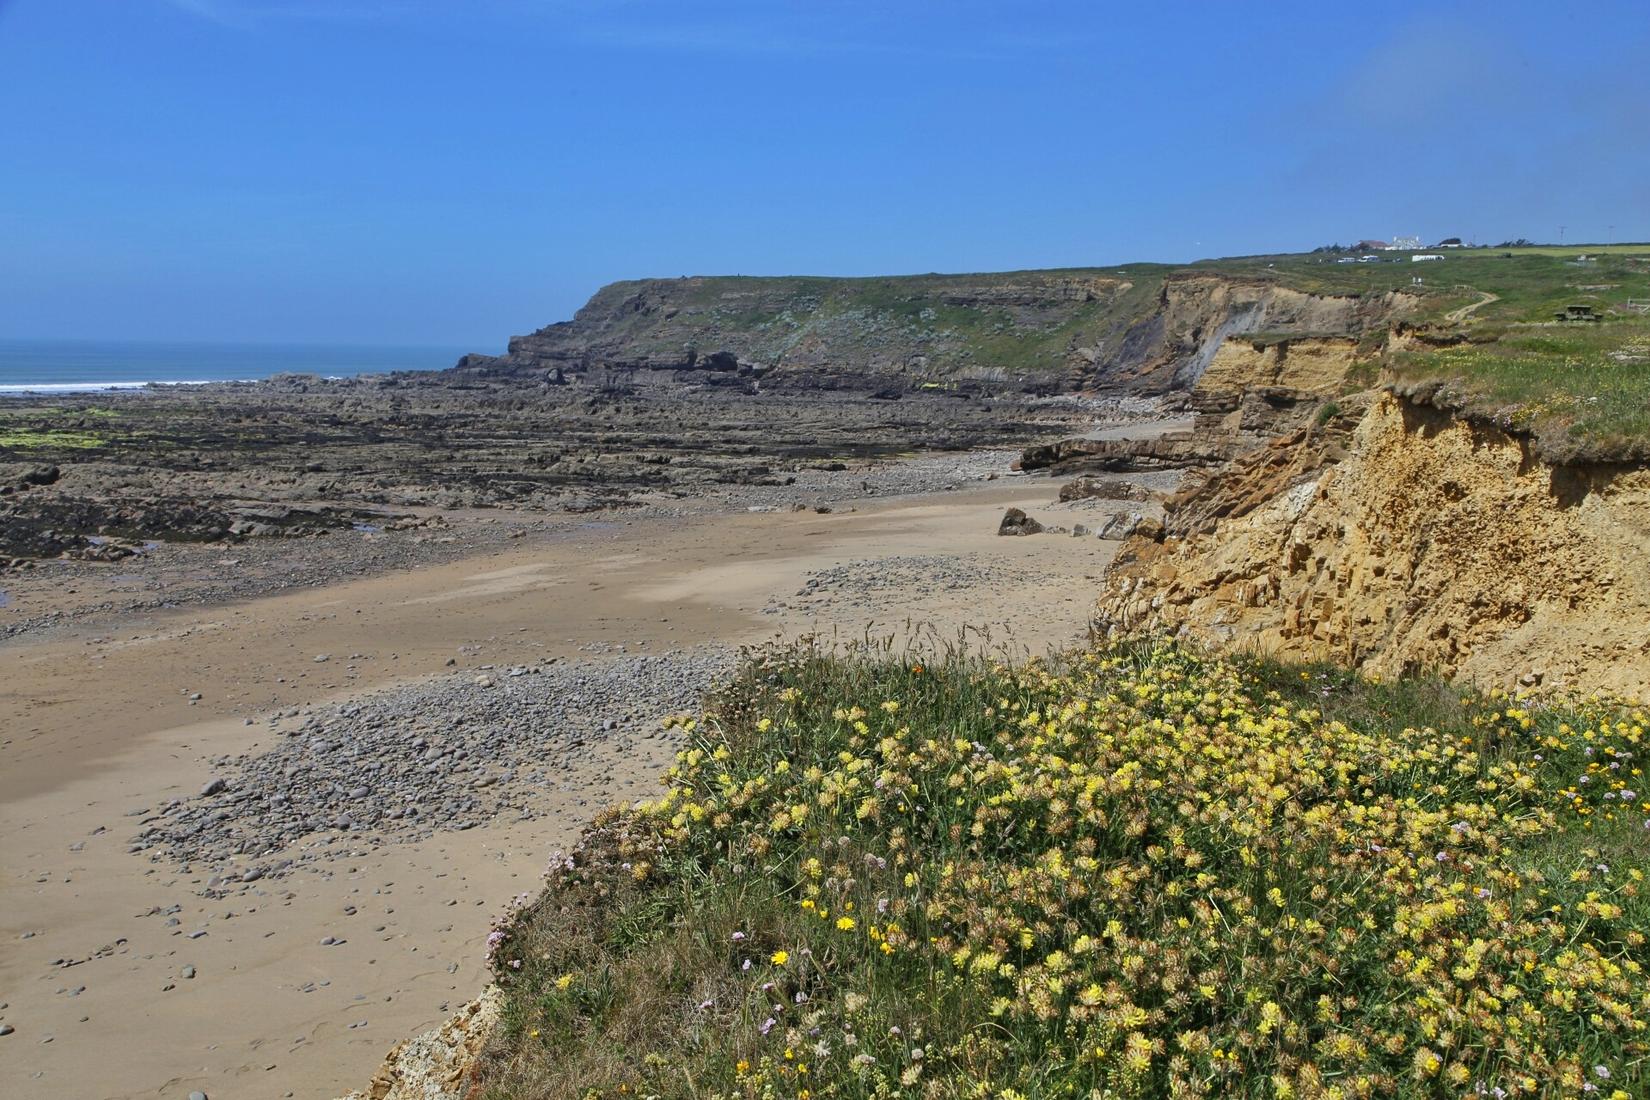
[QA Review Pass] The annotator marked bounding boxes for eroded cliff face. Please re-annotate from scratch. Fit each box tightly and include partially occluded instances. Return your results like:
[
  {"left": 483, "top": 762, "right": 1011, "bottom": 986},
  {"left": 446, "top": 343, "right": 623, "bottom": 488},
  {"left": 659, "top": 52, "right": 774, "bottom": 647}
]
[
  {"left": 1096, "top": 393, "right": 1650, "bottom": 696},
  {"left": 456, "top": 270, "right": 1416, "bottom": 395},
  {"left": 1151, "top": 276, "right": 1411, "bottom": 390}
]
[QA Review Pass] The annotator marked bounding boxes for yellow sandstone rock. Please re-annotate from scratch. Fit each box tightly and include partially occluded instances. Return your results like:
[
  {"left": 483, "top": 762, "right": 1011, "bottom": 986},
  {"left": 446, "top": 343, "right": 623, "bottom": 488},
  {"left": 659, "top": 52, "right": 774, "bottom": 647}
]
[{"left": 1097, "top": 393, "right": 1650, "bottom": 696}]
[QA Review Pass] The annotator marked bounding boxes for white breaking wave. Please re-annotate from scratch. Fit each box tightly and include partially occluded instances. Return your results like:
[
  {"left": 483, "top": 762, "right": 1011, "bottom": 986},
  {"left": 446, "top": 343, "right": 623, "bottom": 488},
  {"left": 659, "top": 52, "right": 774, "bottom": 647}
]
[{"left": 0, "top": 379, "right": 231, "bottom": 394}]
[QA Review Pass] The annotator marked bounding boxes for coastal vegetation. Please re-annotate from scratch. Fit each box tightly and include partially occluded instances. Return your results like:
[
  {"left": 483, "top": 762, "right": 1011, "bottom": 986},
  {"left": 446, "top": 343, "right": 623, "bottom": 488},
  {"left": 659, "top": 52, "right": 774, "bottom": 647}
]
[
  {"left": 1391, "top": 322, "right": 1650, "bottom": 452},
  {"left": 480, "top": 638, "right": 1649, "bottom": 1099}
]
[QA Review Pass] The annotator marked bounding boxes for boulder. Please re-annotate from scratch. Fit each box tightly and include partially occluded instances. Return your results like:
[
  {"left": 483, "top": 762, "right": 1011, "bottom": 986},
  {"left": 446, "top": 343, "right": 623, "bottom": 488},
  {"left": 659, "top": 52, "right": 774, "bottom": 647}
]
[
  {"left": 1098, "top": 512, "right": 1145, "bottom": 540},
  {"left": 1058, "top": 475, "right": 1156, "bottom": 503},
  {"left": 997, "top": 508, "right": 1044, "bottom": 536}
]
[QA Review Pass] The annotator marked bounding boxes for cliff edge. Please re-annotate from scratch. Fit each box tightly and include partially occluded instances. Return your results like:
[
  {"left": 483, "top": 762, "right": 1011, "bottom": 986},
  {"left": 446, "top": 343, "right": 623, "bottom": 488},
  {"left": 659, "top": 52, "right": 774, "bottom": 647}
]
[{"left": 1096, "top": 391, "right": 1650, "bottom": 695}]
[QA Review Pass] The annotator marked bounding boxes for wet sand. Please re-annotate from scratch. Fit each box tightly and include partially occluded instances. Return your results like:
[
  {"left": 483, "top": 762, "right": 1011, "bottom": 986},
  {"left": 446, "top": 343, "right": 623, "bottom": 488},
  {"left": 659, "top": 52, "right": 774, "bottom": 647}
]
[{"left": 1, "top": 478, "right": 1136, "bottom": 1099}]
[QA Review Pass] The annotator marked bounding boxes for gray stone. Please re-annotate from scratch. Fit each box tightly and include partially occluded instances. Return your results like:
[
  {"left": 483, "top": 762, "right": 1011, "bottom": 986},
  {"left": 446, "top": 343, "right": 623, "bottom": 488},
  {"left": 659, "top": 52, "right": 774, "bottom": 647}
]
[{"left": 1097, "top": 511, "right": 1146, "bottom": 540}]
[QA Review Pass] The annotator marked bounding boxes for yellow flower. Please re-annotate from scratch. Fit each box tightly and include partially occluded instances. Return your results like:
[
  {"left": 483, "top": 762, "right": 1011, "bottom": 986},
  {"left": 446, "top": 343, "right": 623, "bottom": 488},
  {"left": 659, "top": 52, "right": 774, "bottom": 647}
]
[
  {"left": 1123, "top": 1032, "right": 1152, "bottom": 1073},
  {"left": 836, "top": 916, "right": 856, "bottom": 932},
  {"left": 771, "top": 950, "right": 789, "bottom": 965},
  {"left": 554, "top": 974, "right": 573, "bottom": 991}
]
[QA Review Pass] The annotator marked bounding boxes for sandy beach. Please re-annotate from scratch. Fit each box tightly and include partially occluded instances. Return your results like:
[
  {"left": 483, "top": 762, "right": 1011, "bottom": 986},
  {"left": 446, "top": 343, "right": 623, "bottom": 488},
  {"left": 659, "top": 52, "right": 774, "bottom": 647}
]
[{"left": 2, "top": 473, "right": 1150, "bottom": 1100}]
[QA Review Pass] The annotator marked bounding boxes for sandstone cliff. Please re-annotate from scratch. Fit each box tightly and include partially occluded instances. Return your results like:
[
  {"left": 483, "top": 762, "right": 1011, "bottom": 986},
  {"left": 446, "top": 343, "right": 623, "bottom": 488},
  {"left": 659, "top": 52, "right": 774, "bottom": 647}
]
[
  {"left": 1095, "top": 392, "right": 1650, "bottom": 696},
  {"left": 456, "top": 270, "right": 1414, "bottom": 395}
]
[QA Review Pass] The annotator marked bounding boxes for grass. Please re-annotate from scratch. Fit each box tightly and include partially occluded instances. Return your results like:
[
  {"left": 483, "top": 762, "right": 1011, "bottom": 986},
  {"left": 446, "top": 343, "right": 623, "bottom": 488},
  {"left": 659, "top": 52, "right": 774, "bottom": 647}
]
[
  {"left": 1491, "top": 244, "right": 1650, "bottom": 257},
  {"left": 480, "top": 637, "right": 1649, "bottom": 1099},
  {"left": 1389, "top": 320, "right": 1650, "bottom": 452}
]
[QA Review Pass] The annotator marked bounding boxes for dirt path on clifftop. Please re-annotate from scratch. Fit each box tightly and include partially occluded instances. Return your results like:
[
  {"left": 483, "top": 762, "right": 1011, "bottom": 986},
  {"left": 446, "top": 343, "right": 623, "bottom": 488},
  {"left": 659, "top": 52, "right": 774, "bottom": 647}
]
[
  {"left": 1444, "top": 290, "right": 1499, "bottom": 323},
  {"left": 1, "top": 476, "right": 1142, "bottom": 1100}
]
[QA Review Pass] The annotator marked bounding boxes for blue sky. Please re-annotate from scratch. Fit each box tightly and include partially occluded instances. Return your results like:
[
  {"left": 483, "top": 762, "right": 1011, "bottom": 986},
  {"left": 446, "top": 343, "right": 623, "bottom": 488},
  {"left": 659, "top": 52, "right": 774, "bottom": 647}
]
[{"left": 1, "top": 1, "right": 1646, "bottom": 347}]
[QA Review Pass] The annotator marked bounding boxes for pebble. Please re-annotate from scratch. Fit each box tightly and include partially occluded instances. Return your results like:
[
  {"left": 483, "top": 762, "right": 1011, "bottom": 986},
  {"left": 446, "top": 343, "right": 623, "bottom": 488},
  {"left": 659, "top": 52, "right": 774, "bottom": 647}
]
[
  {"left": 776, "top": 554, "right": 1017, "bottom": 614},
  {"left": 182, "top": 965, "right": 196, "bottom": 979},
  {"left": 0, "top": 1024, "right": 13, "bottom": 1036},
  {"left": 190, "top": 1091, "right": 208, "bottom": 1100},
  {"left": 136, "top": 650, "right": 732, "bottom": 889}
]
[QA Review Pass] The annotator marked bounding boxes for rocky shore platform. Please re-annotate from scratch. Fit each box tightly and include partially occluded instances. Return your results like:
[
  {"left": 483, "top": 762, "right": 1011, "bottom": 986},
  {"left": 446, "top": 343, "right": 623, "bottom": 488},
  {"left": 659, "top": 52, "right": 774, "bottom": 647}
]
[{"left": 0, "top": 370, "right": 1111, "bottom": 573}]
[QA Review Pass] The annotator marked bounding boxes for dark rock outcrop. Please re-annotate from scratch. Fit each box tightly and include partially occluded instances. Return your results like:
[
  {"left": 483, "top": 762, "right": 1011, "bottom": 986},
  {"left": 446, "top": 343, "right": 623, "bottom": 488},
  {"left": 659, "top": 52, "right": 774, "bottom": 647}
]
[
  {"left": 1019, "top": 434, "right": 1234, "bottom": 476},
  {"left": 997, "top": 508, "right": 1044, "bottom": 536}
]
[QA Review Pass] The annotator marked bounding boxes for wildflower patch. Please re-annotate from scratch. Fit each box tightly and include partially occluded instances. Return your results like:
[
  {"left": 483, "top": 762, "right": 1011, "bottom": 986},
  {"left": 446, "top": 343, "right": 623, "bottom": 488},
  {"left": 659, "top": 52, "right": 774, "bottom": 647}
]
[{"left": 483, "top": 639, "right": 1648, "bottom": 1099}]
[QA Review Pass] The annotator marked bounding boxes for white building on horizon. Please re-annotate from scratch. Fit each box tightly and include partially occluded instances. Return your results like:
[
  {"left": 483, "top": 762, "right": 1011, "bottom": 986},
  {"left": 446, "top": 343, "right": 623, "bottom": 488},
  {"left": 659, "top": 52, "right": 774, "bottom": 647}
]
[{"left": 1388, "top": 235, "right": 1423, "bottom": 250}]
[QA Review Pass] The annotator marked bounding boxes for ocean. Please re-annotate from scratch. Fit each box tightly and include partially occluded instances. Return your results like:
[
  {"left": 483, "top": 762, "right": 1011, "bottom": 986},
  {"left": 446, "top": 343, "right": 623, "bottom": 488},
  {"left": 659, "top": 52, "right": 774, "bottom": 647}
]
[{"left": 0, "top": 338, "right": 479, "bottom": 393}]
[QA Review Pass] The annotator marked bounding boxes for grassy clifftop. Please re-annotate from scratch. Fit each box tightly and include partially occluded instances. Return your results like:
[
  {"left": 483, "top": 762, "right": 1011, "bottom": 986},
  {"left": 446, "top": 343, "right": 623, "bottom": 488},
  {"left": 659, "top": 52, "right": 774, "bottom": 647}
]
[
  {"left": 479, "top": 638, "right": 1649, "bottom": 1099},
  {"left": 1195, "top": 247, "right": 1650, "bottom": 454}
]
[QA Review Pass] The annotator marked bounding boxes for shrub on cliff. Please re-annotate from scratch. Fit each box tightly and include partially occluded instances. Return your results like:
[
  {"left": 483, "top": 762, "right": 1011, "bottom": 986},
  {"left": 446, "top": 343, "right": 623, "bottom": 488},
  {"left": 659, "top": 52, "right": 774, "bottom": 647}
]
[{"left": 481, "top": 639, "right": 1648, "bottom": 1099}]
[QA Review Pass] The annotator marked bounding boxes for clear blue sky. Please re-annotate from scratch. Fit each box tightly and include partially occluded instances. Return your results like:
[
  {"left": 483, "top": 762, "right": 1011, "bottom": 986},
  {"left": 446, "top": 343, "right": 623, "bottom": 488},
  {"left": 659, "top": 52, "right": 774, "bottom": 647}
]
[{"left": 2, "top": 1, "right": 1646, "bottom": 348}]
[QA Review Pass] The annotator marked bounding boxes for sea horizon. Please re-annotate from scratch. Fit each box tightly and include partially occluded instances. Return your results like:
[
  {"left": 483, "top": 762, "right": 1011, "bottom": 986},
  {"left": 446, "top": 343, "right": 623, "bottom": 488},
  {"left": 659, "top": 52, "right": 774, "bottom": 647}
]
[{"left": 0, "top": 336, "right": 480, "bottom": 393}]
